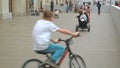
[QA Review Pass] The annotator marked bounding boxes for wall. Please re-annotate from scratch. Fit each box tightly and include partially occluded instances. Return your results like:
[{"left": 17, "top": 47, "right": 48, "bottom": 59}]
[
  {"left": 110, "top": 5, "right": 120, "bottom": 37},
  {"left": 0, "top": 0, "right": 2, "bottom": 20}
]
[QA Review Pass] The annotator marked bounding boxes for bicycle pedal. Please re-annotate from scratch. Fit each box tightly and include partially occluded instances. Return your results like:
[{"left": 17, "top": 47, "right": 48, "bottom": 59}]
[
  {"left": 43, "top": 63, "right": 52, "bottom": 68},
  {"left": 44, "top": 64, "right": 58, "bottom": 68}
]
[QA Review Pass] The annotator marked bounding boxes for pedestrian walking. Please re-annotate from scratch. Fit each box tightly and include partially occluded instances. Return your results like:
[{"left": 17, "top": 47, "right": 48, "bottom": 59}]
[
  {"left": 69, "top": 0, "right": 73, "bottom": 11},
  {"left": 50, "top": 0, "right": 54, "bottom": 12},
  {"left": 97, "top": 1, "right": 101, "bottom": 15},
  {"left": 65, "top": 3, "right": 69, "bottom": 13},
  {"left": 84, "top": 5, "right": 91, "bottom": 22},
  {"left": 74, "top": 1, "right": 79, "bottom": 13}
]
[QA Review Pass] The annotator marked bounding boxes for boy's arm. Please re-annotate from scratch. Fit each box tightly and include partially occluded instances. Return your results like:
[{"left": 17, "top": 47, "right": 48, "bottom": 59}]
[
  {"left": 57, "top": 28, "right": 79, "bottom": 37},
  {"left": 50, "top": 28, "right": 79, "bottom": 43}
]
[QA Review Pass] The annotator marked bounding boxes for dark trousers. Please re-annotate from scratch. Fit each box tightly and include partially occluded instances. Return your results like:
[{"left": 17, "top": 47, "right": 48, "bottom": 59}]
[
  {"left": 51, "top": 6, "right": 54, "bottom": 12},
  {"left": 98, "top": 7, "right": 101, "bottom": 14}
]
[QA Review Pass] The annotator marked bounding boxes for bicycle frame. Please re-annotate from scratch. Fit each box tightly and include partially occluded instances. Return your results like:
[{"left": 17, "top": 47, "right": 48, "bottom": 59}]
[{"left": 56, "top": 37, "right": 74, "bottom": 66}]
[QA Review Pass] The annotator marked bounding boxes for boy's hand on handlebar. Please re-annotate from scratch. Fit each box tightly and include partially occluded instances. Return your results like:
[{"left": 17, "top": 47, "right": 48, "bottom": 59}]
[
  {"left": 51, "top": 39, "right": 60, "bottom": 43},
  {"left": 73, "top": 32, "right": 80, "bottom": 37},
  {"left": 54, "top": 39, "right": 60, "bottom": 43}
]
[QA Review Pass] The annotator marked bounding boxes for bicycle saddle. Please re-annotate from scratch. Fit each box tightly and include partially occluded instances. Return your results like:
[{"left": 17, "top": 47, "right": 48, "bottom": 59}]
[{"left": 35, "top": 51, "right": 48, "bottom": 54}]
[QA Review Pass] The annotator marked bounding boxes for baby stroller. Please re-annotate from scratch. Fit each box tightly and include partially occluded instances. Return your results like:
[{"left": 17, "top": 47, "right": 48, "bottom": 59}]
[{"left": 75, "top": 11, "right": 90, "bottom": 32}]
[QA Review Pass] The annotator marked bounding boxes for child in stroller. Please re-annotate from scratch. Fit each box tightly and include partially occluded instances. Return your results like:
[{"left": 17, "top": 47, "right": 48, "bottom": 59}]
[
  {"left": 76, "top": 9, "right": 90, "bottom": 32},
  {"left": 77, "top": 10, "right": 88, "bottom": 28}
]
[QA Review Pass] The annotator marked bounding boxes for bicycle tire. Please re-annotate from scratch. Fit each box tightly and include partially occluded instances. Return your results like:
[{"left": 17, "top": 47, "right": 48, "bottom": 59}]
[
  {"left": 22, "top": 59, "right": 43, "bottom": 68},
  {"left": 69, "top": 55, "right": 86, "bottom": 68}
]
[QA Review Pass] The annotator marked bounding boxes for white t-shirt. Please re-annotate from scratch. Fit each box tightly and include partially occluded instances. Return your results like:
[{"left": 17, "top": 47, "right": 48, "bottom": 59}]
[
  {"left": 80, "top": 14, "right": 87, "bottom": 21},
  {"left": 32, "top": 20, "right": 59, "bottom": 50}
]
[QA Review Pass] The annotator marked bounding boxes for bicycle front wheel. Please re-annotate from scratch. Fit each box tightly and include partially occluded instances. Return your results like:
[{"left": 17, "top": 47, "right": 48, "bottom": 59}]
[
  {"left": 22, "top": 59, "right": 43, "bottom": 68},
  {"left": 69, "top": 55, "right": 86, "bottom": 68}
]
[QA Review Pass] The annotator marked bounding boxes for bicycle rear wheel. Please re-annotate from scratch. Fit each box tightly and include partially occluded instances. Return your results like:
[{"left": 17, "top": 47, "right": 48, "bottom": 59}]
[
  {"left": 69, "top": 55, "right": 86, "bottom": 68},
  {"left": 22, "top": 59, "right": 43, "bottom": 68}
]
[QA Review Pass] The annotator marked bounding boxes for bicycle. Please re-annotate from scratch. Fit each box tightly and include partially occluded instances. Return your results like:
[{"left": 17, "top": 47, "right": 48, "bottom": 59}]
[{"left": 22, "top": 36, "right": 86, "bottom": 68}]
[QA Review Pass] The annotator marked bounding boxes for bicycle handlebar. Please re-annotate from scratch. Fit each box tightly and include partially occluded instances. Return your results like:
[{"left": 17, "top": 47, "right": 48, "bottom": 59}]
[
  {"left": 58, "top": 35, "right": 80, "bottom": 45},
  {"left": 58, "top": 36, "right": 73, "bottom": 42}
]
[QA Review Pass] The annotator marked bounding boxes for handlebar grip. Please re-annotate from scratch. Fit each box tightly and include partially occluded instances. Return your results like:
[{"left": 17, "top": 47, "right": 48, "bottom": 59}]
[
  {"left": 77, "top": 34, "right": 81, "bottom": 37},
  {"left": 75, "top": 33, "right": 80, "bottom": 37}
]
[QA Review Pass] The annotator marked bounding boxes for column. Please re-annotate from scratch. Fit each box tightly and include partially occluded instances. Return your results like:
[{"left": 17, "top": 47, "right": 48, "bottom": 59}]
[
  {"left": 34, "top": 0, "right": 38, "bottom": 10},
  {"left": 14, "top": 0, "right": 26, "bottom": 16},
  {"left": 2, "top": 0, "right": 12, "bottom": 19},
  {"left": 26, "top": 0, "right": 31, "bottom": 15},
  {"left": 43, "top": 0, "right": 45, "bottom": 6}
]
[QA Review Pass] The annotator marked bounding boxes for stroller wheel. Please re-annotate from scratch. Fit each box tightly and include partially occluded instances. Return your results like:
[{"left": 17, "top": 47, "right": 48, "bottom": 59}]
[
  {"left": 75, "top": 24, "right": 79, "bottom": 32},
  {"left": 87, "top": 23, "right": 90, "bottom": 32},
  {"left": 88, "top": 26, "right": 90, "bottom": 32}
]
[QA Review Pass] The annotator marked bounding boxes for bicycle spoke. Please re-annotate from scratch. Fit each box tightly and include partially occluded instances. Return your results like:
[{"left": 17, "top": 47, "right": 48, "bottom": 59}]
[
  {"left": 72, "top": 58, "right": 80, "bottom": 68},
  {"left": 71, "top": 61, "right": 76, "bottom": 68}
]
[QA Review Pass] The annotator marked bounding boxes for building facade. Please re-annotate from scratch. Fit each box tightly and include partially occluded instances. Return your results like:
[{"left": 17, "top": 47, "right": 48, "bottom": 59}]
[
  {"left": 0, "top": 0, "right": 116, "bottom": 20},
  {"left": 0, "top": 0, "right": 66, "bottom": 20}
]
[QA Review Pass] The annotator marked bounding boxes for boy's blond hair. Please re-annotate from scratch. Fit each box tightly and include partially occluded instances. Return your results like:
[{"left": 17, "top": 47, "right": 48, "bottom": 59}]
[{"left": 43, "top": 10, "right": 53, "bottom": 18}]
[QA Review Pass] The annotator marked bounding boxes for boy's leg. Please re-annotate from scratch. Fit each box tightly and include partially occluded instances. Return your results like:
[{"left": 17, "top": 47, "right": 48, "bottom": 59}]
[{"left": 43, "top": 43, "right": 65, "bottom": 63}]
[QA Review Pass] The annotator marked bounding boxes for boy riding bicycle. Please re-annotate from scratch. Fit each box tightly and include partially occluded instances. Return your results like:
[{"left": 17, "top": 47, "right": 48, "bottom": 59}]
[{"left": 32, "top": 10, "right": 79, "bottom": 68}]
